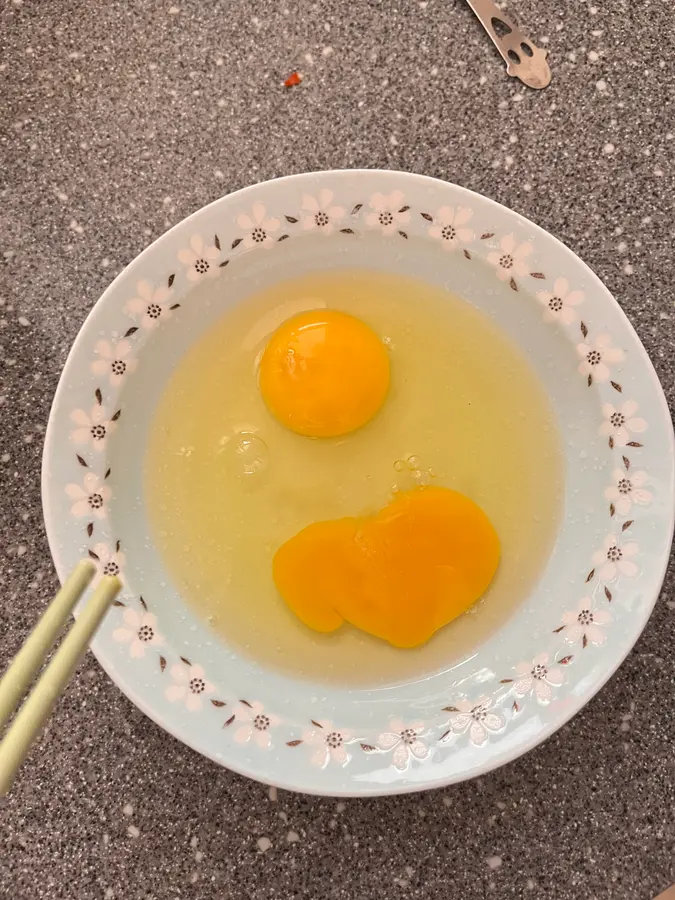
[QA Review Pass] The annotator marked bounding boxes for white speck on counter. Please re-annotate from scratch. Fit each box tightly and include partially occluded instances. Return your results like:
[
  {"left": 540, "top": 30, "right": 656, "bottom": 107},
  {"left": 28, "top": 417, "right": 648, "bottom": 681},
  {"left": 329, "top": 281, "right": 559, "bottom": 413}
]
[
  {"left": 526, "top": 878, "right": 536, "bottom": 890},
  {"left": 190, "top": 835, "right": 198, "bottom": 848},
  {"left": 286, "top": 830, "right": 300, "bottom": 843},
  {"left": 257, "top": 837, "right": 272, "bottom": 852},
  {"left": 588, "top": 50, "right": 599, "bottom": 62},
  {"left": 169, "top": 6, "right": 180, "bottom": 14},
  {"left": 322, "top": 46, "right": 334, "bottom": 57},
  {"left": 18, "top": 316, "right": 29, "bottom": 326},
  {"left": 336, "top": 801, "right": 346, "bottom": 813},
  {"left": 487, "top": 856, "right": 503, "bottom": 870},
  {"left": 654, "top": 167, "right": 664, "bottom": 176},
  {"left": 104, "top": 889, "right": 113, "bottom": 899},
  {"left": 189, "top": 872, "right": 198, "bottom": 884},
  {"left": 127, "top": 825, "right": 140, "bottom": 838},
  {"left": 596, "top": 79, "right": 607, "bottom": 91},
  {"left": 617, "top": 241, "right": 627, "bottom": 253},
  {"left": 624, "top": 263, "right": 634, "bottom": 275},
  {"left": 195, "top": 850, "right": 204, "bottom": 863},
  {"left": 603, "top": 142, "right": 615, "bottom": 154},
  {"left": 268, "top": 785, "right": 278, "bottom": 802}
]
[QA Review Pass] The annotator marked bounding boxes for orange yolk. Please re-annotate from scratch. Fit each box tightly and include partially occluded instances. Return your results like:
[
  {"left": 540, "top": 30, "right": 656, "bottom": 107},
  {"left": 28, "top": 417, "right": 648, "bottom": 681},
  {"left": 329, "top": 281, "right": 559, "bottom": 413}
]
[
  {"left": 259, "top": 310, "right": 390, "bottom": 438},
  {"left": 273, "top": 486, "right": 500, "bottom": 648}
]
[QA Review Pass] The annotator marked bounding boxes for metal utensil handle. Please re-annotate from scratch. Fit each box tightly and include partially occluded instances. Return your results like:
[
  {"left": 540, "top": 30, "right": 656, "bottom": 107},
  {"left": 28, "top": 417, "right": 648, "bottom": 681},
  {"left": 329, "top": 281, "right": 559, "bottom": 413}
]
[{"left": 465, "top": 0, "right": 552, "bottom": 90}]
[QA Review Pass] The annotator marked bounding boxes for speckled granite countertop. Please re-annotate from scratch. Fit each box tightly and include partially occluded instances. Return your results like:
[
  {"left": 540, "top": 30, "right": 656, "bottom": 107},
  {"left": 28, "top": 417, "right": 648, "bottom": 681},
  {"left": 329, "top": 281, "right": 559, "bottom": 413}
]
[{"left": 1, "top": 1, "right": 674, "bottom": 898}]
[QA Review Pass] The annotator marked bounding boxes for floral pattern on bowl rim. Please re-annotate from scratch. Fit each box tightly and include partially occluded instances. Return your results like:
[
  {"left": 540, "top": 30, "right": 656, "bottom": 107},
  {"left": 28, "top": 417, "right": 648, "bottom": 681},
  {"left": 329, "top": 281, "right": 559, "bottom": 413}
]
[{"left": 42, "top": 170, "right": 675, "bottom": 796}]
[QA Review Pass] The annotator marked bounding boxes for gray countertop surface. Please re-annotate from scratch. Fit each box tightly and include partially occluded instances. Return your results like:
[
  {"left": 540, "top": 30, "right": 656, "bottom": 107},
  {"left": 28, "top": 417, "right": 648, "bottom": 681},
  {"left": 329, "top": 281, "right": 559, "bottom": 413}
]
[{"left": 1, "top": 1, "right": 674, "bottom": 898}]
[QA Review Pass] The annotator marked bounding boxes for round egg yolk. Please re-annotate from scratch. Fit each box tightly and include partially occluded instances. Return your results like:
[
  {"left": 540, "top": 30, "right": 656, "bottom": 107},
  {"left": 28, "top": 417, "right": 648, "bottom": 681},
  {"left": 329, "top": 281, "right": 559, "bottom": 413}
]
[
  {"left": 272, "top": 486, "right": 500, "bottom": 648},
  {"left": 259, "top": 310, "right": 390, "bottom": 438}
]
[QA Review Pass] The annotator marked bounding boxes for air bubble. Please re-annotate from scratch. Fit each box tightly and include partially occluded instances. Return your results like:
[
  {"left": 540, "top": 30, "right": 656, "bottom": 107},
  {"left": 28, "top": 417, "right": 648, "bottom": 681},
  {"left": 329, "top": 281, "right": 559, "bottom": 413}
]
[
  {"left": 221, "top": 431, "right": 269, "bottom": 476},
  {"left": 393, "top": 459, "right": 405, "bottom": 472},
  {"left": 407, "top": 455, "right": 421, "bottom": 469}
]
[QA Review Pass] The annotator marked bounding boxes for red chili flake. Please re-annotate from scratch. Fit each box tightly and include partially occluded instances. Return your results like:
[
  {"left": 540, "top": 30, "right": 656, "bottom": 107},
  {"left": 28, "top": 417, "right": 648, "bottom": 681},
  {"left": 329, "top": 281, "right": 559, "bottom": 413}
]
[{"left": 284, "top": 71, "right": 303, "bottom": 88}]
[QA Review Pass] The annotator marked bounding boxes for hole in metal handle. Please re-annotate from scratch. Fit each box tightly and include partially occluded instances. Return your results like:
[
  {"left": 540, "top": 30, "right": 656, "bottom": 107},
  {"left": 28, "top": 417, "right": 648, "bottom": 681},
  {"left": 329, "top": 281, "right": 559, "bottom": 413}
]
[
  {"left": 520, "top": 42, "right": 534, "bottom": 57},
  {"left": 491, "top": 17, "right": 512, "bottom": 38},
  {"left": 507, "top": 49, "right": 521, "bottom": 64}
]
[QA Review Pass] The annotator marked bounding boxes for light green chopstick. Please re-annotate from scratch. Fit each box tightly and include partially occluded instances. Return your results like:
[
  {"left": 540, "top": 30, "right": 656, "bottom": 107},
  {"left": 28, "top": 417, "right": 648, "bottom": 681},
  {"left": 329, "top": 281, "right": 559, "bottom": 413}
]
[{"left": 0, "top": 561, "right": 121, "bottom": 796}]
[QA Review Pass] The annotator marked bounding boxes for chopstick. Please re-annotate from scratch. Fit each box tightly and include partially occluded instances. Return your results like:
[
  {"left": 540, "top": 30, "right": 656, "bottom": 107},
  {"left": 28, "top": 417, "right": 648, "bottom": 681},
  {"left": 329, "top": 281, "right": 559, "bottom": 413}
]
[{"left": 0, "top": 560, "right": 121, "bottom": 795}]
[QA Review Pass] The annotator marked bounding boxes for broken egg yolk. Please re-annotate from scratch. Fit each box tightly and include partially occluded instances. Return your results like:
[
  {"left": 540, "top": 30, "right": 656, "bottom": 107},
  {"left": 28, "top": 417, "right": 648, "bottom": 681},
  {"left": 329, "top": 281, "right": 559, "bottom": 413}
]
[
  {"left": 259, "top": 310, "right": 390, "bottom": 438},
  {"left": 272, "top": 486, "right": 500, "bottom": 648}
]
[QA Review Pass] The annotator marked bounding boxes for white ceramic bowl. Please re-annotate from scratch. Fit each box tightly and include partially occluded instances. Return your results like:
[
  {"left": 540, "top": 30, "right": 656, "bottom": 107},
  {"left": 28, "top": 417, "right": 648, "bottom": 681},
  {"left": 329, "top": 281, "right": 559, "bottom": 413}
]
[{"left": 43, "top": 171, "right": 675, "bottom": 795}]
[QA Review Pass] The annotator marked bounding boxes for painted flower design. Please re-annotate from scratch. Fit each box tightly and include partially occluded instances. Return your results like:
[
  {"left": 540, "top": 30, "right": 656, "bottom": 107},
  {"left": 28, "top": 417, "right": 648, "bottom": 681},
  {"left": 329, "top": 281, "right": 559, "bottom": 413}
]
[
  {"left": 447, "top": 697, "right": 505, "bottom": 747},
  {"left": 599, "top": 400, "right": 648, "bottom": 446},
  {"left": 65, "top": 472, "right": 111, "bottom": 518},
  {"left": 576, "top": 334, "right": 625, "bottom": 383},
  {"left": 237, "top": 203, "right": 280, "bottom": 249},
  {"left": 513, "top": 652, "right": 563, "bottom": 703},
  {"left": 301, "top": 189, "right": 345, "bottom": 234},
  {"left": 376, "top": 719, "right": 428, "bottom": 770},
  {"left": 427, "top": 206, "right": 473, "bottom": 250},
  {"left": 592, "top": 534, "right": 639, "bottom": 581},
  {"left": 233, "top": 701, "right": 280, "bottom": 749},
  {"left": 537, "top": 277, "right": 584, "bottom": 325},
  {"left": 177, "top": 235, "right": 221, "bottom": 281},
  {"left": 560, "top": 597, "right": 611, "bottom": 646},
  {"left": 90, "top": 338, "right": 137, "bottom": 386},
  {"left": 113, "top": 608, "right": 163, "bottom": 658},
  {"left": 125, "top": 280, "right": 173, "bottom": 329},
  {"left": 365, "top": 190, "right": 410, "bottom": 235},
  {"left": 605, "top": 468, "right": 652, "bottom": 515},
  {"left": 91, "top": 542, "right": 126, "bottom": 583},
  {"left": 486, "top": 233, "right": 533, "bottom": 281},
  {"left": 302, "top": 720, "right": 354, "bottom": 768},
  {"left": 70, "top": 404, "right": 117, "bottom": 452},
  {"left": 165, "top": 662, "right": 215, "bottom": 711}
]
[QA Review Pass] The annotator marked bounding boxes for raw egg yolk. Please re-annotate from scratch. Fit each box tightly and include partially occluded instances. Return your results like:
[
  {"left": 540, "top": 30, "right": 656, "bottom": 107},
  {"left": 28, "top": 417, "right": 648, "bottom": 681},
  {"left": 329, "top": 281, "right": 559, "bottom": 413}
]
[
  {"left": 272, "top": 486, "right": 500, "bottom": 648},
  {"left": 259, "top": 310, "right": 390, "bottom": 438}
]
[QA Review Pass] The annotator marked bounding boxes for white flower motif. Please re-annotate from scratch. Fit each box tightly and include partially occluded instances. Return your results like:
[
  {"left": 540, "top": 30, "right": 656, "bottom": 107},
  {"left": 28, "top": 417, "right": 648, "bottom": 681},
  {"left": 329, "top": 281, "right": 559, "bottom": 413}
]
[
  {"left": 91, "top": 541, "right": 126, "bottom": 583},
  {"left": 90, "top": 338, "right": 137, "bottom": 386},
  {"left": 376, "top": 719, "right": 428, "bottom": 770},
  {"left": 302, "top": 720, "right": 354, "bottom": 768},
  {"left": 365, "top": 190, "right": 410, "bottom": 235},
  {"left": 486, "top": 233, "right": 533, "bottom": 281},
  {"left": 576, "top": 333, "right": 625, "bottom": 383},
  {"left": 513, "top": 652, "right": 564, "bottom": 703},
  {"left": 300, "top": 189, "right": 345, "bottom": 235},
  {"left": 237, "top": 203, "right": 280, "bottom": 249},
  {"left": 605, "top": 468, "right": 652, "bottom": 515},
  {"left": 232, "top": 701, "right": 280, "bottom": 749},
  {"left": 165, "top": 662, "right": 215, "bottom": 711},
  {"left": 592, "top": 534, "right": 639, "bottom": 581},
  {"left": 70, "top": 404, "right": 117, "bottom": 452},
  {"left": 560, "top": 597, "right": 611, "bottom": 646},
  {"left": 177, "top": 235, "right": 221, "bottom": 281},
  {"left": 427, "top": 206, "right": 473, "bottom": 250},
  {"left": 537, "top": 277, "right": 584, "bottom": 325},
  {"left": 599, "top": 400, "right": 648, "bottom": 446},
  {"left": 113, "top": 608, "right": 163, "bottom": 658},
  {"left": 125, "top": 280, "right": 173, "bottom": 329},
  {"left": 448, "top": 697, "right": 505, "bottom": 747},
  {"left": 64, "top": 471, "right": 111, "bottom": 518}
]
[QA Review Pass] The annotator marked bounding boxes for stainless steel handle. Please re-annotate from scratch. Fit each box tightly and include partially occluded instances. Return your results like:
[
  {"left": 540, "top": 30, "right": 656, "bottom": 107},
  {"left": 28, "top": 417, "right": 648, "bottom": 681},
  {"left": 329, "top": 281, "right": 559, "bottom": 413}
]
[{"left": 464, "top": 0, "right": 552, "bottom": 89}]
